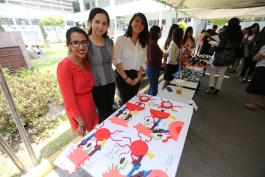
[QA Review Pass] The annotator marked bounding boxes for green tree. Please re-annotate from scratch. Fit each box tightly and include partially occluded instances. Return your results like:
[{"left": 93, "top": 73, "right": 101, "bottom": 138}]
[
  {"left": 40, "top": 16, "right": 64, "bottom": 42},
  {"left": 210, "top": 19, "right": 228, "bottom": 26},
  {"left": 39, "top": 22, "right": 50, "bottom": 47}
]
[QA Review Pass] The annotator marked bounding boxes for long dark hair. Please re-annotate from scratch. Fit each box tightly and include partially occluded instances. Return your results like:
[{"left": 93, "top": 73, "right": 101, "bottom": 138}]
[
  {"left": 182, "top": 26, "right": 195, "bottom": 45},
  {"left": 255, "top": 27, "right": 265, "bottom": 51},
  {"left": 224, "top": 17, "right": 242, "bottom": 43},
  {"left": 164, "top": 24, "right": 178, "bottom": 50},
  {"left": 124, "top": 13, "right": 149, "bottom": 48},
  {"left": 149, "top": 25, "right": 161, "bottom": 42},
  {"left": 88, "top": 7, "right": 110, "bottom": 38},
  {"left": 172, "top": 28, "right": 184, "bottom": 48}
]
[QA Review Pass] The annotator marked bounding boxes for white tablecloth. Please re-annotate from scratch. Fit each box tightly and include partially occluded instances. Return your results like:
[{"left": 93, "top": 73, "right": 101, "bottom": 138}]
[{"left": 52, "top": 94, "right": 194, "bottom": 177}]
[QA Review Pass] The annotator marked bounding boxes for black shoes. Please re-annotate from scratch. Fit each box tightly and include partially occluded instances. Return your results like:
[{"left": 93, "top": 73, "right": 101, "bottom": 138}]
[{"left": 205, "top": 87, "right": 219, "bottom": 95}]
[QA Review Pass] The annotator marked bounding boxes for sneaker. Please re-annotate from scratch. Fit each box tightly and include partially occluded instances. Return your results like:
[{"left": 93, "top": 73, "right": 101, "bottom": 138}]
[
  {"left": 205, "top": 87, "right": 215, "bottom": 94},
  {"left": 212, "top": 89, "right": 220, "bottom": 95},
  {"left": 243, "top": 103, "right": 257, "bottom": 111}
]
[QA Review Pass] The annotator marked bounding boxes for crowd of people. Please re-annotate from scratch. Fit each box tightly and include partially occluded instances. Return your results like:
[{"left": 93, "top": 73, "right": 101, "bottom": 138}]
[
  {"left": 56, "top": 7, "right": 265, "bottom": 136},
  {"left": 26, "top": 44, "right": 43, "bottom": 58}
]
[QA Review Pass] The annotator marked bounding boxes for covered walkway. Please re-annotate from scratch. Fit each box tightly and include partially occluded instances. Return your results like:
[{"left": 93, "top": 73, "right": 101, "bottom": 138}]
[{"left": 176, "top": 73, "right": 265, "bottom": 177}]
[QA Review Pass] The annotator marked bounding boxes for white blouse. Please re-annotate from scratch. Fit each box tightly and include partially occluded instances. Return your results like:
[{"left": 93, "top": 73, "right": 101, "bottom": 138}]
[
  {"left": 256, "top": 45, "right": 265, "bottom": 67},
  {"left": 166, "top": 41, "right": 181, "bottom": 65},
  {"left": 114, "top": 36, "right": 147, "bottom": 71}
]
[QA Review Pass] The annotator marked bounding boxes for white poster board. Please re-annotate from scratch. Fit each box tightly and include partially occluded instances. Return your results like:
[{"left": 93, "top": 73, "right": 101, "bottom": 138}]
[{"left": 54, "top": 94, "right": 193, "bottom": 177}]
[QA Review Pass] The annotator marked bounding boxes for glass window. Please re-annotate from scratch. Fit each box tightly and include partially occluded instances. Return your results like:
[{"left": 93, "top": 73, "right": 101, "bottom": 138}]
[
  {"left": 15, "top": 18, "right": 30, "bottom": 25},
  {"left": 115, "top": 0, "right": 133, "bottom": 5},
  {"left": 149, "top": 20, "right": 159, "bottom": 26},
  {"left": 72, "top": 1, "right": 80, "bottom": 13},
  {"left": 98, "top": 0, "right": 110, "bottom": 7},
  {"left": 8, "top": 0, "right": 23, "bottom": 5},
  {"left": 177, "top": 18, "right": 183, "bottom": 22},
  {"left": 66, "top": 21, "right": 74, "bottom": 26},
  {"left": 84, "top": 0, "right": 95, "bottom": 10},
  {"left": 172, "top": 18, "right": 176, "bottom": 24},
  {"left": 31, "top": 19, "right": 40, "bottom": 25},
  {"left": 2, "top": 18, "right": 14, "bottom": 25}
]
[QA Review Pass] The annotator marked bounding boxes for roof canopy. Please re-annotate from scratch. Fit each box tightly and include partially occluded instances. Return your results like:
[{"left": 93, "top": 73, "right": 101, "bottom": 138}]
[{"left": 157, "top": 0, "right": 265, "bottom": 19}]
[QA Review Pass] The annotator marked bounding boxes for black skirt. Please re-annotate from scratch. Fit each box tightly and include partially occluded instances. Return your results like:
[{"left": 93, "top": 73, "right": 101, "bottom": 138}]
[
  {"left": 164, "top": 64, "right": 179, "bottom": 81},
  {"left": 246, "top": 67, "right": 265, "bottom": 96}
]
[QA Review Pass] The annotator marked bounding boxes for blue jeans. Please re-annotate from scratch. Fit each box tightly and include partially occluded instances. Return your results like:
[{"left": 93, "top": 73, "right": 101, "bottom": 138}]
[{"left": 146, "top": 66, "right": 160, "bottom": 96}]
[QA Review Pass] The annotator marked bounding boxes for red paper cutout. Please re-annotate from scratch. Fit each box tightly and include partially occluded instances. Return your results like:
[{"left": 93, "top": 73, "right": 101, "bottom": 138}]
[
  {"left": 160, "top": 100, "right": 174, "bottom": 109},
  {"left": 126, "top": 102, "right": 144, "bottom": 111},
  {"left": 110, "top": 116, "right": 129, "bottom": 127},
  {"left": 168, "top": 121, "right": 184, "bottom": 140},
  {"left": 102, "top": 164, "right": 126, "bottom": 177},
  {"left": 134, "top": 123, "right": 152, "bottom": 138},
  {"left": 68, "top": 147, "right": 89, "bottom": 168},
  {"left": 138, "top": 94, "right": 154, "bottom": 103},
  {"left": 130, "top": 140, "right": 148, "bottom": 157},
  {"left": 95, "top": 128, "right": 111, "bottom": 141},
  {"left": 150, "top": 109, "right": 170, "bottom": 119},
  {"left": 148, "top": 169, "right": 168, "bottom": 177}
]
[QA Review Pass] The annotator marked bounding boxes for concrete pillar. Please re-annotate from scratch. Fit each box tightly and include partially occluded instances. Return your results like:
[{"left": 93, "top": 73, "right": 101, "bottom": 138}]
[{"left": 79, "top": 0, "right": 85, "bottom": 12}]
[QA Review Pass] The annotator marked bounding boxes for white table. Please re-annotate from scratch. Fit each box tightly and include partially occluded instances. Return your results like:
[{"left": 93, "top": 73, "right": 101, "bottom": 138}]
[
  {"left": 157, "top": 81, "right": 197, "bottom": 104},
  {"left": 172, "top": 79, "right": 198, "bottom": 90},
  {"left": 51, "top": 94, "right": 194, "bottom": 177}
]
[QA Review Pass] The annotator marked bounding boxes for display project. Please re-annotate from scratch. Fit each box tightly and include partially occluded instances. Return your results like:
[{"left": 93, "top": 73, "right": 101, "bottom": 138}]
[
  {"left": 172, "top": 68, "right": 203, "bottom": 82},
  {"left": 54, "top": 94, "right": 193, "bottom": 177}
]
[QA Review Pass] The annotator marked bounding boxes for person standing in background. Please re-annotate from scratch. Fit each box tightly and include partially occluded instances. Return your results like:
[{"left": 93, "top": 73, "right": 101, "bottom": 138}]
[
  {"left": 181, "top": 26, "right": 196, "bottom": 63},
  {"left": 87, "top": 8, "right": 116, "bottom": 123},
  {"left": 162, "top": 28, "right": 184, "bottom": 90},
  {"left": 212, "top": 24, "right": 218, "bottom": 35},
  {"left": 57, "top": 27, "right": 99, "bottom": 136},
  {"left": 240, "top": 23, "right": 260, "bottom": 82},
  {"left": 244, "top": 27, "right": 265, "bottom": 110},
  {"left": 114, "top": 12, "right": 149, "bottom": 104},
  {"left": 197, "top": 29, "right": 206, "bottom": 54},
  {"left": 164, "top": 24, "right": 179, "bottom": 51},
  {"left": 200, "top": 29, "right": 214, "bottom": 55},
  {"left": 206, "top": 18, "right": 243, "bottom": 95},
  {"left": 146, "top": 25, "right": 163, "bottom": 96}
]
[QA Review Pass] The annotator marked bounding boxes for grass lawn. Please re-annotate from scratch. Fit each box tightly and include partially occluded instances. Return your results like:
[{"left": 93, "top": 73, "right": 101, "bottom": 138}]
[{"left": 31, "top": 44, "right": 67, "bottom": 74}]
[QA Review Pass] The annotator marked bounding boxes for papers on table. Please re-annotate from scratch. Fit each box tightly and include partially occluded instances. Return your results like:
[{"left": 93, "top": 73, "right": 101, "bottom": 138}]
[{"left": 54, "top": 94, "right": 194, "bottom": 177}]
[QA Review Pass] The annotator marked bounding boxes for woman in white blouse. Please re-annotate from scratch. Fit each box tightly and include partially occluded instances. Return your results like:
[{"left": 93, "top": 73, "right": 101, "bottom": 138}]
[
  {"left": 114, "top": 12, "right": 149, "bottom": 104},
  {"left": 162, "top": 27, "right": 184, "bottom": 90}
]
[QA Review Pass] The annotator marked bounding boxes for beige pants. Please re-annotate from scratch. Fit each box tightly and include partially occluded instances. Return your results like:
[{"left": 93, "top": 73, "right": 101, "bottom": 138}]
[{"left": 209, "top": 65, "right": 228, "bottom": 90}]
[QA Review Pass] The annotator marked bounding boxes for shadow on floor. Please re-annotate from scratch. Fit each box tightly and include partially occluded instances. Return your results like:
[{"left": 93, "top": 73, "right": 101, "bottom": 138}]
[{"left": 176, "top": 73, "right": 265, "bottom": 177}]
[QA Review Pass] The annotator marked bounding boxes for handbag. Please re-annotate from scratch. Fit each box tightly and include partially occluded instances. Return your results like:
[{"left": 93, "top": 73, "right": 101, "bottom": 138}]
[
  {"left": 212, "top": 49, "right": 235, "bottom": 66},
  {"left": 212, "top": 38, "right": 238, "bottom": 66}
]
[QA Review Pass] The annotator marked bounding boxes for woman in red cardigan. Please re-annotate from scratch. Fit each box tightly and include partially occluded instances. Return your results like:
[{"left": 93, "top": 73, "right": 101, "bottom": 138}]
[{"left": 57, "top": 27, "right": 99, "bottom": 136}]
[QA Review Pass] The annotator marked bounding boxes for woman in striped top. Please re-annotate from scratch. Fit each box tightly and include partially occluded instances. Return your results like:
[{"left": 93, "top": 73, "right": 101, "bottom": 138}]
[{"left": 87, "top": 8, "right": 115, "bottom": 122}]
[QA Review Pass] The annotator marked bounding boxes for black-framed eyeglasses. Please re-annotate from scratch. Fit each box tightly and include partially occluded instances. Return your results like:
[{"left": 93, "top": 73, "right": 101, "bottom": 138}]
[{"left": 70, "top": 40, "right": 89, "bottom": 48}]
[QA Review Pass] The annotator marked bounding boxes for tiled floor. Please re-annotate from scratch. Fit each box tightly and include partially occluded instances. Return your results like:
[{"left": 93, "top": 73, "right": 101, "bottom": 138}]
[{"left": 176, "top": 72, "right": 265, "bottom": 177}]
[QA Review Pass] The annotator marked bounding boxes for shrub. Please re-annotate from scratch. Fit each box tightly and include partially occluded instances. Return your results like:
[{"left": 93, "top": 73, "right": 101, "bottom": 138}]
[{"left": 0, "top": 69, "right": 62, "bottom": 136}]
